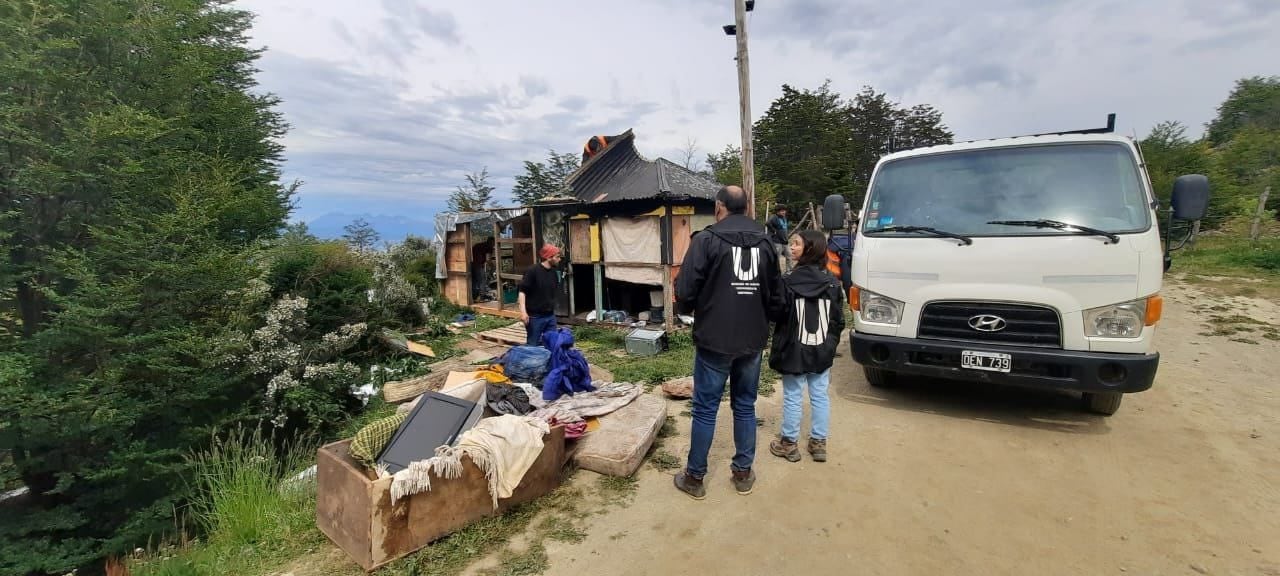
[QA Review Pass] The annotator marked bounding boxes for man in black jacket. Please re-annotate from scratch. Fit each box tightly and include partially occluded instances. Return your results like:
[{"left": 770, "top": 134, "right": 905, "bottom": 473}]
[
  {"left": 765, "top": 206, "right": 791, "bottom": 273},
  {"left": 672, "top": 185, "right": 784, "bottom": 499}
]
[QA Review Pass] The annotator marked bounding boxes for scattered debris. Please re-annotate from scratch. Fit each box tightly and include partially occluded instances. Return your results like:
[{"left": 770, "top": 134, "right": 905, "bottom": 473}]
[
  {"left": 661, "top": 376, "right": 693, "bottom": 399},
  {"left": 0, "top": 486, "right": 30, "bottom": 503}
]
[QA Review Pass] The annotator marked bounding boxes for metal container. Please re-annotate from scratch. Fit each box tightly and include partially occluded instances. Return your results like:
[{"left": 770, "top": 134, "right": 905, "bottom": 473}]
[{"left": 625, "top": 328, "right": 668, "bottom": 356}]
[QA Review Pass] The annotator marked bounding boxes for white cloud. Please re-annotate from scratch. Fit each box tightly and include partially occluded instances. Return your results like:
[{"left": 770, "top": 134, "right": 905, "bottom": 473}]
[{"left": 234, "top": 0, "right": 1280, "bottom": 222}]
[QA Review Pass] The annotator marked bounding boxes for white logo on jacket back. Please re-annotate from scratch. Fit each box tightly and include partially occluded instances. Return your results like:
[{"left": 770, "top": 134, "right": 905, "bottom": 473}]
[
  {"left": 731, "top": 247, "right": 759, "bottom": 281},
  {"left": 795, "top": 297, "right": 831, "bottom": 345}
]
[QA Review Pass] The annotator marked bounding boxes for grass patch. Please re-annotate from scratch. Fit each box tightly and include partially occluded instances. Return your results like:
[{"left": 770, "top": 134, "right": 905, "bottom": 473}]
[
  {"left": 574, "top": 326, "right": 697, "bottom": 389},
  {"left": 480, "top": 542, "right": 549, "bottom": 576},
  {"left": 539, "top": 516, "right": 587, "bottom": 544},
  {"left": 596, "top": 474, "right": 639, "bottom": 507},
  {"left": 658, "top": 416, "right": 677, "bottom": 439},
  {"left": 1174, "top": 236, "right": 1280, "bottom": 298},
  {"left": 574, "top": 325, "right": 779, "bottom": 397},
  {"left": 649, "top": 450, "right": 680, "bottom": 472},
  {"left": 132, "top": 429, "right": 324, "bottom": 576},
  {"left": 1202, "top": 313, "right": 1276, "bottom": 340}
]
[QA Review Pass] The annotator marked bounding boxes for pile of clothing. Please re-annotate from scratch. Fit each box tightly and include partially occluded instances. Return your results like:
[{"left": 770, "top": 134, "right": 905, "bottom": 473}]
[{"left": 345, "top": 327, "right": 644, "bottom": 505}]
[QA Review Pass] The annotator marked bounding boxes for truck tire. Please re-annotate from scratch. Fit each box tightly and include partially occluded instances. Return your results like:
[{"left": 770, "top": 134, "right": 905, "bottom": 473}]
[
  {"left": 1083, "top": 391, "right": 1122, "bottom": 416},
  {"left": 864, "top": 367, "right": 898, "bottom": 388}
]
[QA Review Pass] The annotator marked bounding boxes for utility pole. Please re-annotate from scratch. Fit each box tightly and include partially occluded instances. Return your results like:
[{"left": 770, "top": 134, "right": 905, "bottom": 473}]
[
  {"left": 1251, "top": 185, "right": 1271, "bottom": 243},
  {"left": 733, "top": 0, "right": 755, "bottom": 219}
]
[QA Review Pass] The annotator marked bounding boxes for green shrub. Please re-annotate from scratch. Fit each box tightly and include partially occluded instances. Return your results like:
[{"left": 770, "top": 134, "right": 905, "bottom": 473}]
[{"left": 185, "top": 427, "right": 314, "bottom": 547}]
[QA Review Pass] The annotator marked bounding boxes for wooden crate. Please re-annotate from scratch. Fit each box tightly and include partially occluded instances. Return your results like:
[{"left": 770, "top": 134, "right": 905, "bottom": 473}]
[{"left": 316, "top": 426, "right": 567, "bottom": 571}]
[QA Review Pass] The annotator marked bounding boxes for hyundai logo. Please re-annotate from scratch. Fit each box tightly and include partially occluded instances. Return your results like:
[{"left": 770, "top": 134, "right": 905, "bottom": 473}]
[{"left": 968, "top": 314, "right": 1008, "bottom": 332}]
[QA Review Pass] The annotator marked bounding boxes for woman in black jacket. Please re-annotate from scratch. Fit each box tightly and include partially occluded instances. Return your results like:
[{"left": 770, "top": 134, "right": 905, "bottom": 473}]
[{"left": 768, "top": 229, "right": 846, "bottom": 463}]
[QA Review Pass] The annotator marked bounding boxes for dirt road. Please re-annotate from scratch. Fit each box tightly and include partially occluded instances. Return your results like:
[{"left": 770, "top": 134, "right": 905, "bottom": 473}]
[{"left": 540, "top": 281, "right": 1280, "bottom": 576}]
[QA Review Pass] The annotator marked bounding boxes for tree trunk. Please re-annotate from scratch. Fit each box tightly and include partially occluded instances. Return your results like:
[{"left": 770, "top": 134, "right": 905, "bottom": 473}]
[{"left": 1251, "top": 186, "right": 1271, "bottom": 243}]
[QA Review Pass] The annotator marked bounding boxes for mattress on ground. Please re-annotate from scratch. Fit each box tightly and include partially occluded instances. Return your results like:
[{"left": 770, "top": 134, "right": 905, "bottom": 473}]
[{"left": 573, "top": 393, "right": 667, "bottom": 477}]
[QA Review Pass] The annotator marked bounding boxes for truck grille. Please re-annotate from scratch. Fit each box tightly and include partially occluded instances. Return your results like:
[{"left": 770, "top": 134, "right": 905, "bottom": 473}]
[{"left": 918, "top": 302, "right": 1062, "bottom": 348}]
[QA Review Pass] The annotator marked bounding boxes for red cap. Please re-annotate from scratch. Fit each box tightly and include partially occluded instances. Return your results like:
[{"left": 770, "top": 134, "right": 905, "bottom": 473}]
[{"left": 539, "top": 244, "right": 561, "bottom": 260}]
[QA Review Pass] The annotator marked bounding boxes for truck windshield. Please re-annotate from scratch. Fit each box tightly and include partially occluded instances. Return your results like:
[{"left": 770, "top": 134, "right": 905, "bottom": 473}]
[{"left": 862, "top": 143, "right": 1150, "bottom": 237}]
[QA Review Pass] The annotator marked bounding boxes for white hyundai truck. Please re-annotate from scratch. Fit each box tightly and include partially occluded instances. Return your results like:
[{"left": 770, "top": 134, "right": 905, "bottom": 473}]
[{"left": 843, "top": 115, "right": 1209, "bottom": 416}]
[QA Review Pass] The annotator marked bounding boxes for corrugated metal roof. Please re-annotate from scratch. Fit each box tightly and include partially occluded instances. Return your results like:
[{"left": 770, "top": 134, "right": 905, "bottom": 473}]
[{"left": 566, "top": 130, "right": 720, "bottom": 204}]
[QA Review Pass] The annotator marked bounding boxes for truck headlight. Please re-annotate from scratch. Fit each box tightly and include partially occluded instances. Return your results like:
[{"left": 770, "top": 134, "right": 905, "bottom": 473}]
[
  {"left": 860, "top": 289, "right": 905, "bottom": 325},
  {"left": 1083, "top": 299, "right": 1148, "bottom": 338}
]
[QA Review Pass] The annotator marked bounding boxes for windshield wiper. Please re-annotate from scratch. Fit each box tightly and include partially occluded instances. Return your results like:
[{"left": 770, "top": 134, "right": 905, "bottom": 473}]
[
  {"left": 865, "top": 225, "right": 973, "bottom": 245},
  {"left": 987, "top": 219, "right": 1120, "bottom": 244}
]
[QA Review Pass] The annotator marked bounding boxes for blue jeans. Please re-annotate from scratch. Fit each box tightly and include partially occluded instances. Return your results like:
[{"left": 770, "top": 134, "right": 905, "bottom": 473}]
[
  {"left": 780, "top": 370, "right": 831, "bottom": 441},
  {"left": 686, "top": 348, "right": 761, "bottom": 478},
  {"left": 526, "top": 314, "right": 556, "bottom": 346}
]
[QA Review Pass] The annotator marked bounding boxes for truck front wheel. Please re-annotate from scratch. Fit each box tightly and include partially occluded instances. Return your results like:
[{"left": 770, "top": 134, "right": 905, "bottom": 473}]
[
  {"left": 1083, "top": 391, "right": 1122, "bottom": 416},
  {"left": 864, "top": 367, "right": 898, "bottom": 388}
]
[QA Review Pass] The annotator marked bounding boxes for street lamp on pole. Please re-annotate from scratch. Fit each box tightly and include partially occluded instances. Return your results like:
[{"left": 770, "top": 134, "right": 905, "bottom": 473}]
[{"left": 724, "top": 0, "right": 755, "bottom": 218}]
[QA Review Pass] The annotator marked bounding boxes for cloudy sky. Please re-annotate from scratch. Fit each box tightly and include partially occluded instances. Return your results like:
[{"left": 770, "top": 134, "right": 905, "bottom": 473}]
[{"left": 234, "top": 0, "right": 1279, "bottom": 232}]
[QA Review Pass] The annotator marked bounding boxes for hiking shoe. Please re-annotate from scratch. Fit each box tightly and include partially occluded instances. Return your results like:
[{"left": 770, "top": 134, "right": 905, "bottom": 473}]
[
  {"left": 770, "top": 436, "right": 801, "bottom": 463},
  {"left": 731, "top": 469, "right": 756, "bottom": 495},
  {"left": 674, "top": 471, "right": 706, "bottom": 500},
  {"left": 808, "top": 438, "right": 828, "bottom": 463}
]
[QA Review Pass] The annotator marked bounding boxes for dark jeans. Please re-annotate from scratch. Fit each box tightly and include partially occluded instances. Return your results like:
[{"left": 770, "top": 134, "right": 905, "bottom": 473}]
[
  {"left": 526, "top": 314, "right": 557, "bottom": 346},
  {"left": 686, "top": 347, "right": 761, "bottom": 478}
]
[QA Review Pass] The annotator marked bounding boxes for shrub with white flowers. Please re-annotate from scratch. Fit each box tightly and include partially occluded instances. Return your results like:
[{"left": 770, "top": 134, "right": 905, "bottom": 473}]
[{"left": 240, "top": 295, "right": 368, "bottom": 428}]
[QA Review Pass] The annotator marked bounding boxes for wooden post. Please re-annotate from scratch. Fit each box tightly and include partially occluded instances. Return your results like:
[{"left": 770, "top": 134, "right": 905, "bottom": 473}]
[
  {"left": 1251, "top": 185, "right": 1271, "bottom": 243},
  {"left": 494, "top": 219, "right": 504, "bottom": 311},
  {"left": 594, "top": 263, "right": 604, "bottom": 323},
  {"left": 734, "top": 0, "right": 755, "bottom": 219},
  {"left": 663, "top": 266, "right": 674, "bottom": 332}
]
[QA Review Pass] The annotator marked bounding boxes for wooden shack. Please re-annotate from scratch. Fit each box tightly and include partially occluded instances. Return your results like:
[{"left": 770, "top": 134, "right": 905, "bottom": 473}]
[{"left": 436, "top": 129, "right": 720, "bottom": 330}]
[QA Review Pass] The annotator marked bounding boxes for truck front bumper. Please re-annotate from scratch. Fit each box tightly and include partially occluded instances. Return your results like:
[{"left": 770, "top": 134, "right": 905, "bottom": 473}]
[{"left": 850, "top": 332, "right": 1158, "bottom": 393}]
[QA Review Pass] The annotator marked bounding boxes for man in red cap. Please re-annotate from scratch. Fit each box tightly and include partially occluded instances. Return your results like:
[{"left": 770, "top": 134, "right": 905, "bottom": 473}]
[{"left": 518, "top": 243, "right": 563, "bottom": 346}]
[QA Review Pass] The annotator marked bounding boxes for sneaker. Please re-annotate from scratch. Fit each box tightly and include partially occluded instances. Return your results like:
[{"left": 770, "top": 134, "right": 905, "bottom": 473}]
[
  {"left": 770, "top": 436, "right": 801, "bottom": 463},
  {"left": 808, "top": 438, "right": 828, "bottom": 463},
  {"left": 674, "top": 471, "right": 706, "bottom": 500},
  {"left": 731, "top": 469, "right": 756, "bottom": 495}
]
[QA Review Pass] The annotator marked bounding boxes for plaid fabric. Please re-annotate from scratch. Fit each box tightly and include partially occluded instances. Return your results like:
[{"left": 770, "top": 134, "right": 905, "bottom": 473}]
[{"left": 349, "top": 412, "right": 408, "bottom": 467}]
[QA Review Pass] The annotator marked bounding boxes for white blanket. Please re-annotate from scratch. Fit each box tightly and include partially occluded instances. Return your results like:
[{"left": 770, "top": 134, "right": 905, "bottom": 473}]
[{"left": 387, "top": 414, "right": 550, "bottom": 508}]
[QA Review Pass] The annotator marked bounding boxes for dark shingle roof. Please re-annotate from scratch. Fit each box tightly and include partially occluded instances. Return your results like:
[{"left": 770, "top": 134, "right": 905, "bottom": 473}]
[{"left": 566, "top": 130, "right": 720, "bottom": 204}]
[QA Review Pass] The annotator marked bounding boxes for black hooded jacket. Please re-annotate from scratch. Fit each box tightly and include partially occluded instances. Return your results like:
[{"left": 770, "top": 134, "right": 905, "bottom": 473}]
[
  {"left": 768, "top": 264, "right": 846, "bottom": 375},
  {"left": 676, "top": 214, "right": 784, "bottom": 356}
]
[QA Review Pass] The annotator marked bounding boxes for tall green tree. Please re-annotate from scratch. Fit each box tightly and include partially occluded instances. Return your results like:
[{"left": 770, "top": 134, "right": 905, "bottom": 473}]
[
  {"left": 343, "top": 217, "right": 380, "bottom": 253},
  {"left": 705, "top": 144, "right": 742, "bottom": 186},
  {"left": 1139, "top": 121, "right": 1214, "bottom": 225},
  {"left": 1206, "top": 76, "right": 1280, "bottom": 147},
  {"left": 447, "top": 167, "right": 497, "bottom": 212},
  {"left": 511, "top": 150, "right": 579, "bottom": 205},
  {"left": 753, "top": 82, "right": 856, "bottom": 207},
  {"left": 0, "top": 1, "right": 293, "bottom": 572},
  {"left": 753, "top": 82, "right": 953, "bottom": 210}
]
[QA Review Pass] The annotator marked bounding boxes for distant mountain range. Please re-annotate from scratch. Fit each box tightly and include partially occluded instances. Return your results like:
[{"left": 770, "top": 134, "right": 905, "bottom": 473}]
[{"left": 304, "top": 213, "right": 436, "bottom": 242}]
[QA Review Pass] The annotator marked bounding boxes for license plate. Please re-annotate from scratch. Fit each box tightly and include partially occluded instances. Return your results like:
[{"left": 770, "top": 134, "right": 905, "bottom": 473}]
[{"left": 961, "top": 350, "right": 1012, "bottom": 372}]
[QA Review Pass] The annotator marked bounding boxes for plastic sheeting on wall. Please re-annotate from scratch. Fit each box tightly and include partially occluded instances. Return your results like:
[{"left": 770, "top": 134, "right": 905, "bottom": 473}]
[{"left": 433, "top": 209, "right": 528, "bottom": 279}]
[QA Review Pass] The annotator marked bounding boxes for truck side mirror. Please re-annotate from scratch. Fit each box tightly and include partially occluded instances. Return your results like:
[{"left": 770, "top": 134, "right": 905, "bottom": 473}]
[
  {"left": 1171, "top": 174, "right": 1209, "bottom": 221},
  {"left": 821, "top": 194, "right": 846, "bottom": 231}
]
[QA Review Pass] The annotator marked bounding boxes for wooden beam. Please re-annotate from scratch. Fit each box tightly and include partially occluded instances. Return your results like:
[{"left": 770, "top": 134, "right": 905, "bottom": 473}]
[
  {"left": 594, "top": 263, "right": 603, "bottom": 322},
  {"left": 663, "top": 265, "right": 673, "bottom": 332}
]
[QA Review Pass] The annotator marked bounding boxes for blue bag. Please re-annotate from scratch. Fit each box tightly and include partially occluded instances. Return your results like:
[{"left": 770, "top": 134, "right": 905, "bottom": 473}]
[{"left": 500, "top": 345, "right": 551, "bottom": 383}]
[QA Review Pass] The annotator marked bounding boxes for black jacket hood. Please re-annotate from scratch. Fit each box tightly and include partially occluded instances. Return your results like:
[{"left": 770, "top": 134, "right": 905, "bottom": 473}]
[
  {"left": 703, "top": 214, "right": 774, "bottom": 249},
  {"left": 786, "top": 264, "right": 835, "bottom": 298}
]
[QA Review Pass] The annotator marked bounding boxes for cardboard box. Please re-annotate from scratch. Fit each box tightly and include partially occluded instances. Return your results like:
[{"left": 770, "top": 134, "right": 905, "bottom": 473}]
[{"left": 316, "top": 426, "right": 566, "bottom": 571}]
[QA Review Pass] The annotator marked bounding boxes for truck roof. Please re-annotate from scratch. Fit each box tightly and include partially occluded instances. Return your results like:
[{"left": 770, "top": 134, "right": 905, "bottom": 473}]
[{"left": 879, "top": 133, "right": 1136, "bottom": 163}]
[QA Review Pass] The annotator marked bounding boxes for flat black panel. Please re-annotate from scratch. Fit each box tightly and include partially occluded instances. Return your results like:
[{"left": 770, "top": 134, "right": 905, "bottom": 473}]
[{"left": 377, "top": 391, "right": 479, "bottom": 475}]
